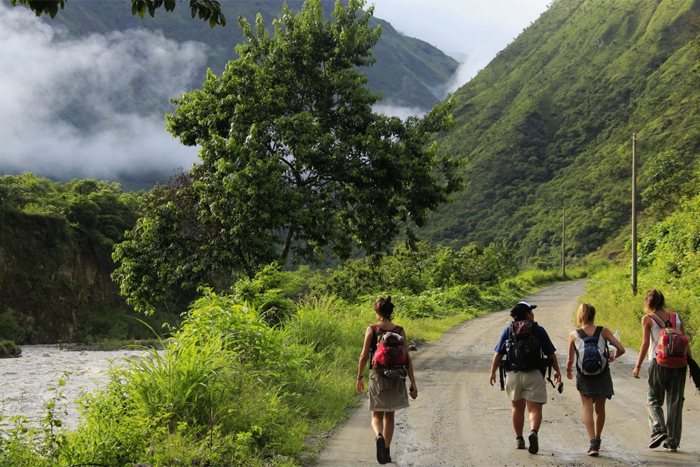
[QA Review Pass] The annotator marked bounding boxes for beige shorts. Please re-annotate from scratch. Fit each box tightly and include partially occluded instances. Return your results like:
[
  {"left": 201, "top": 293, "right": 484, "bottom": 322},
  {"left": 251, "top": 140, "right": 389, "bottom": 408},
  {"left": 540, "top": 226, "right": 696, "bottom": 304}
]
[
  {"left": 368, "top": 371, "right": 409, "bottom": 412},
  {"left": 505, "top": 369, "right": 547, "bottom": 404}
]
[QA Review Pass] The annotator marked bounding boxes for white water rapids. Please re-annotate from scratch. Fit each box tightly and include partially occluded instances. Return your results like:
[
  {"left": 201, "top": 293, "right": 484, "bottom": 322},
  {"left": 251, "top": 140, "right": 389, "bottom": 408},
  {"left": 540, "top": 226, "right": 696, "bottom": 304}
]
[{"left": 0, "top": 345, "right": 150, "bottom": 429}]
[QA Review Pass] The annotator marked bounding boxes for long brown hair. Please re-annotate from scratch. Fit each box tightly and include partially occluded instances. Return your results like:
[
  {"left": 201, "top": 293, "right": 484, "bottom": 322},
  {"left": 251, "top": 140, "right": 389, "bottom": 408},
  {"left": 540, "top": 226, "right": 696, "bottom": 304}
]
[{"left": 644, "top": 289, "right": 666, "bottom": 313}]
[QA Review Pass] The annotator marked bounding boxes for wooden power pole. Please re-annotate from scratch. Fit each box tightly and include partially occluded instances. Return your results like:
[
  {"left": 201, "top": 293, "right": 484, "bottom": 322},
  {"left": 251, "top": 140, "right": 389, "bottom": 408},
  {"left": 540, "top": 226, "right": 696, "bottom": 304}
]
[
  {"left": 632, "top": 133, "right": 637, "bottom": 295},
  {"left": 562, "top": 208, "right": 566, "bottom": 278}
]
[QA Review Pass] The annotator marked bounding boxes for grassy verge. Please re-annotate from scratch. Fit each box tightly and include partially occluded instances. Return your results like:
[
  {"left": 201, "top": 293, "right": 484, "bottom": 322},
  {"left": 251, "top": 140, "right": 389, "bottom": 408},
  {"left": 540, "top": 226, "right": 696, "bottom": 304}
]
[{"left": 582, "top": 263, "right": 700, "bottom": 356}]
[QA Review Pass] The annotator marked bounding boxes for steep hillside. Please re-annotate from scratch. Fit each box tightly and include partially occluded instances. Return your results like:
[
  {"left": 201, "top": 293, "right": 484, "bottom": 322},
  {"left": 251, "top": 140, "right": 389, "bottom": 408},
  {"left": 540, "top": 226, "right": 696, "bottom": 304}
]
[
  {"left": 424, "top": 0, "right": 700, "bottom": 267},
  {"left": 38, "top": 0, "right": 457, "bottom": 113},
  {"left": 0, "top": 175, "right": 169, "bottom": 343}
]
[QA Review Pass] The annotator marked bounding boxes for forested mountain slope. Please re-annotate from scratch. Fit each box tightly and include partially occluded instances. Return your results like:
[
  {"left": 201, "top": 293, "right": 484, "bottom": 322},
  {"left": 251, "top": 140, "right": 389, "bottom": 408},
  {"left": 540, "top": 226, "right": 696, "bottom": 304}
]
[
  {"left": 424, "top": 0, "right": 700, "bottom": 267},
  {"left": 37, "top": 0, "right": 457, "bottom": 113}
]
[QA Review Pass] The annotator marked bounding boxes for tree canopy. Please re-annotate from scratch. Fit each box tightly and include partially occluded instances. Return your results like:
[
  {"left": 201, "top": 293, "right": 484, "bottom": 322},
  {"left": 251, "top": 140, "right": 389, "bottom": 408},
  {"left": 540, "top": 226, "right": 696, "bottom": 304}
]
[
  {"left": 112, "top": 0, "right": 463, "bottom": 314},
  {"left": 10, "top": 0, "right": 226, "bottom": 28}
]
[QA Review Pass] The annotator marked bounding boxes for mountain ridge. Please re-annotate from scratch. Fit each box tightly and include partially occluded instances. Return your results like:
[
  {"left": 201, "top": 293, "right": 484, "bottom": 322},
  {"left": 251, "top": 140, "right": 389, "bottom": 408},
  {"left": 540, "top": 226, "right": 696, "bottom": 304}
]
[{"left": 423, "top": 0, "right": 700, "bottom": 267}]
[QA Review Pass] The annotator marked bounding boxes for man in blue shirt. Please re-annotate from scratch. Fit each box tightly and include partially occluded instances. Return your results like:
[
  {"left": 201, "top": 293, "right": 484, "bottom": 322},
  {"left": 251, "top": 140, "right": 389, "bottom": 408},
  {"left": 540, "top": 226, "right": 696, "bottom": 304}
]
[{"left": 489, "top": 301, "right": 561, "bottom": 454}]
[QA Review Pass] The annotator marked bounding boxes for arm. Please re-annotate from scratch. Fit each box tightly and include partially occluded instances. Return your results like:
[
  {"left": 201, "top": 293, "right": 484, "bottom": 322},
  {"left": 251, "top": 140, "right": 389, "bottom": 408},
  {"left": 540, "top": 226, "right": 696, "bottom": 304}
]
[
  {"left": 680, "top": 319, "right": 693, "bottom": 359},
  {"left": 489, "top": 352, "right": 504, "bottom": 386},
  {"left": 566, "top": 332, "right": 576, "bottom": 380},
  {"left": 356, "top": 326, "right": 373, "bottom": 393},
  {"left": 400, "top": 328, "right": 418, "bottom": 399},
  {"left": 602, "top": 327, "right": 625, "bottom": 360},
  {"left": 633, "top": 315, "right": 652, "bottom": 378}
]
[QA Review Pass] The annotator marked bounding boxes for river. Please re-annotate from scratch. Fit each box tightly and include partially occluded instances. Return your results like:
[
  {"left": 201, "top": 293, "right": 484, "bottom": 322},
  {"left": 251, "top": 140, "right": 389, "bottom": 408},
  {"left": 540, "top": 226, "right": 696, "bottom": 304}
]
[{"left": 0, "top": 345, "right": 150, "bottom": 429}]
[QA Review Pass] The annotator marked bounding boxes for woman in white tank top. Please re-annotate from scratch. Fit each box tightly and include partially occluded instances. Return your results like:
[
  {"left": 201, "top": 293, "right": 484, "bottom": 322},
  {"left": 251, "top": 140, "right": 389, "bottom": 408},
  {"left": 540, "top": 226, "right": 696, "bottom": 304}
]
[{"left": 632, "top": 289, "right": 690, "bottom": 452}]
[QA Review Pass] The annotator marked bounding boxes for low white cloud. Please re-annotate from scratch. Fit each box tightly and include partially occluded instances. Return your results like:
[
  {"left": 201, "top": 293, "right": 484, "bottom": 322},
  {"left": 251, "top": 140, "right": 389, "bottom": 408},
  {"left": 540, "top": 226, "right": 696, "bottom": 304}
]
[
  {"left": 373, "top": 104, "right": 426, "bottom": 120},
  {"left": 0, "top": 3, "right": 204, "bottom": 181}
]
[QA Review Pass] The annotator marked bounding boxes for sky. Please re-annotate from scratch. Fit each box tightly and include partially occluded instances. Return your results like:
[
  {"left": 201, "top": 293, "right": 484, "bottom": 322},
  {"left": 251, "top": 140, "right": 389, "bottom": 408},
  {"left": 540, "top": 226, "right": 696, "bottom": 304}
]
[
  {"left": 0, "top": 0, "right": 551, "bottom": 182},
  {"left": 371, "top": 0, "right": 552, "bottom": 93}
]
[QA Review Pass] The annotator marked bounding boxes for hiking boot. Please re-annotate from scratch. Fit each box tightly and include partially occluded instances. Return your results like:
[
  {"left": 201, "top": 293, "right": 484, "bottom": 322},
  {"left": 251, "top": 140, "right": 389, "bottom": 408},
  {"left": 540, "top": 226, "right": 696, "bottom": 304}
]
[
  {"left": 515, "top": 436, "right": 525, "bottom": 449},
  {"left": 662, "top": 442, "right": 677, "bottom": 453},
  {"left": 649, "top": 432, "right": 668, "bottom": 449},
  {"left": 376, "top": 434, "right": 387, "bottom": 464},
  {"left": 385, "top": 446, "right": 391, "bottom": 463},
  {"left": 587, "top": 438, "right": 600, "bottom": 456},
  {"left": 528, "top": 430, "right": 539, "bottom": 454}
]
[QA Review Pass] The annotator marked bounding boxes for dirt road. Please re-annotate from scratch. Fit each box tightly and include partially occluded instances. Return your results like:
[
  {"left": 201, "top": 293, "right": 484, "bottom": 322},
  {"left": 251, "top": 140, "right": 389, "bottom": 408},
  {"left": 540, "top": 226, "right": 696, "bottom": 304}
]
[{"left": 315, "top": 281, "right": 700, "bottom": 466}]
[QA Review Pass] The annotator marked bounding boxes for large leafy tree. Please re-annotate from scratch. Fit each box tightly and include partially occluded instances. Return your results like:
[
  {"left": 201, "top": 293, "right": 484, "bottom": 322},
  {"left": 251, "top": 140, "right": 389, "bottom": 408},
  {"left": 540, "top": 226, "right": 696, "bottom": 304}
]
[
  {"left": 113, "top": 0, "right": 463, "bottom": 314},
  {"left": 10, "top": 0, "right": 226, "bottom": 27}
]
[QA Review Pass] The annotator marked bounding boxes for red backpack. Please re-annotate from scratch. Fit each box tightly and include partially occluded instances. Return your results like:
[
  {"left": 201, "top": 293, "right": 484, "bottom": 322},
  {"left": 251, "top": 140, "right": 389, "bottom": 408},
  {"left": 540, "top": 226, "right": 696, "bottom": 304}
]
[
  {"left": 370, "top": 325, "right": 407, "bottom": 378},
  {"left": 649, "top": 312, "right": 688, "bottom": 368}
]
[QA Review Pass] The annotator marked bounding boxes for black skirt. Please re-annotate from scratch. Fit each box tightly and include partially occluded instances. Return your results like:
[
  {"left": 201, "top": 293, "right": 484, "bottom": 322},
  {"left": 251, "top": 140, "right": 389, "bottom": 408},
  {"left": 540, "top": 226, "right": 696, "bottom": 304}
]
[{"left": 576, "top": 365, "right": 614, "bottom": 399}]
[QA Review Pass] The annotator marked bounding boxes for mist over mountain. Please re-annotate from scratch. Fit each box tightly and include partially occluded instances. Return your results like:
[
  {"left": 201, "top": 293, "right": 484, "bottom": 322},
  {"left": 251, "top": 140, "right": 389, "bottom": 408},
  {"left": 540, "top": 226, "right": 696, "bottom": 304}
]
[
  {"left": 0, "top": 0, "right": 457, "bottom": 187},
  {"left": 422, "top": 0, "right": 700, "bottom": 266}
]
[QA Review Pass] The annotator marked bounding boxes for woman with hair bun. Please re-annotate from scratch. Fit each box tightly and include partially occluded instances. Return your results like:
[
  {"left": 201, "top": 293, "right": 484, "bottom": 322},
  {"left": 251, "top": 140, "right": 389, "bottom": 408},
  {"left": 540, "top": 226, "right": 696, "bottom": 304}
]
[{"left": 357, "top": 295, "right": 417, "bottom": 465}]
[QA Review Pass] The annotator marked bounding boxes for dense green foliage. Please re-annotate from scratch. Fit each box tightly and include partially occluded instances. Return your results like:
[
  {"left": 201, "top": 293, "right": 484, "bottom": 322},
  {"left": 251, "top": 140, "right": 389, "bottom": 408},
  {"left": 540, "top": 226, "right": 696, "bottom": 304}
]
[
  {"left": 36, "top": 0, "right": 457, "bottom": 118},
  {"left": 113, "top": 0, "right": 463, "bottom": 314},
  {"left": 0, "top": 173, "right": 169, "bottom": 343},
  {"left": 423, "top": 0, "right": 700, "bottom": 268},
  {"left": 1, "top": 245, "right": 579, "bottom": 466},
  {"left": 11, "top": 0, "right": 227, "bottom": 27},
  {"left": 583, "top": 190, "right": 700, "bottom": 356}
]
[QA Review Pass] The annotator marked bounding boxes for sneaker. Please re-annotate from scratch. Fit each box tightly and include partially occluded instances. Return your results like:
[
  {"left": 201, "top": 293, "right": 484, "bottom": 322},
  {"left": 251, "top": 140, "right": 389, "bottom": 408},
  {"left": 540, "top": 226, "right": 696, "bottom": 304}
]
[
  {"left": 649, "top": 432, "right": 668, "bottom": 449},
  {"left": 587, "top": 438, "right": 600, "bottom": 457},
  {"left": 376, "top": 434, "right": 387, "bottom": 464},
  {"left": 528, "top": 430, "right": 539, "bottom": 454},
  {"left": 515, "top": 437, "right": 525, "bottom": 449},
  {"left": 662, "top": 442, "right": 677, "bottom": 453}
]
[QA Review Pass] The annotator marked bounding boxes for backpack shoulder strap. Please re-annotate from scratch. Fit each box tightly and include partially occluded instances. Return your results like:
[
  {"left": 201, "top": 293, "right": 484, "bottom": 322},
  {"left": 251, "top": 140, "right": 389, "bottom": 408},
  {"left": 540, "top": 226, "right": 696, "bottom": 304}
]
[
  {"left": 593, "top": 326, "right": 603, "bottom": 338},
  {"left": 392, "top": 325, "right": 403, "bottom": 334},
  {"left": 576, "top": 328, "right": 587, "bottom": 339},
  {"left": 648, "top": 313, "right": 665, "bottom": 328},
  {"left": 669, "top": 313, "right": 681, "bottom": 330},
  {"left": 370, "top": 325, "right": 379, "bottom": 350}
]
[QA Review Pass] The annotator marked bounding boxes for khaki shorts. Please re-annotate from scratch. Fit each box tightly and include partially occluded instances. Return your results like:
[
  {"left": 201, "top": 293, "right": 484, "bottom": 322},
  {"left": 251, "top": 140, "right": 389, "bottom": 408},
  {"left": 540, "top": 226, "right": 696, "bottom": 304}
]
[
  {"left": 505, "top": 369, "right": 547, "bottom": 404},
  {"left": 368, "top": 371, "right": 409, "bottom": 412}
]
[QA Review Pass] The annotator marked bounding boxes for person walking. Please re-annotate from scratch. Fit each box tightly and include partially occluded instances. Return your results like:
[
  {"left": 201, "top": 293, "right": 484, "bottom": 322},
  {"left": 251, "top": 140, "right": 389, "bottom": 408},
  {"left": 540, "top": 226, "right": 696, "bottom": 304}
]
[
  {"left": 566, "top": 303, "right": 625, "bottom": 456},
  {"left": 489, "top": 301, "right": 561, "bottom": 454},
  {"left": 357, "top": 295, "right": 417, "bottom": 464},
  {"left": 633, "top": 289, "right": 691, "bottom": 452}
]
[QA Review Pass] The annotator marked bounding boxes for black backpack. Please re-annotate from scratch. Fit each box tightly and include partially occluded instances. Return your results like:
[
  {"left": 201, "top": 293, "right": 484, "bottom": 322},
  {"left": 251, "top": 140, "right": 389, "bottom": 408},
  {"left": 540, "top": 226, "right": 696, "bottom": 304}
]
[
  {"left": 498, "top": 320, "right": 555, "bottom": 391},
  {"left": 505, "top": 320, "right": 544, "bottom": 372}
]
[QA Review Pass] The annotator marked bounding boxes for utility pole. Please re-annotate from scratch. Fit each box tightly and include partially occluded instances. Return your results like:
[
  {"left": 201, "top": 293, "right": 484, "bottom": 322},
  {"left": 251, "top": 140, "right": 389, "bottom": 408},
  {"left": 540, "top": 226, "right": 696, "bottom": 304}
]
[
  {"left": 562, "top": 208, "right": 566, "bottom": 279},
  {"left": 632, "top": 133, "right": 637, "bottom": 295}
]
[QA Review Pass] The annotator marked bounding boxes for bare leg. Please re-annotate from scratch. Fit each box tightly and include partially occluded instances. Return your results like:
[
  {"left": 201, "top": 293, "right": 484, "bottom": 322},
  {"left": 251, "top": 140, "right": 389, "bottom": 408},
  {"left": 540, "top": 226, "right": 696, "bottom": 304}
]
[
  {"left": 371, "top": 411, "right": 385, "bottom": 438},
  {"left": 580, "top": 394, "right": 595, "bottom": 439},
  {"left": 511, "top": 399, "right": 526, "bottom": 437},
  {"left": 383, "top": 411, "right": 395, "bottom": 446},
  {"left": 594, "top": 397, "right": 606, "bottom": 438},
  {"left": 526, "top": 400, "right": 543, "bottom": 432}
]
